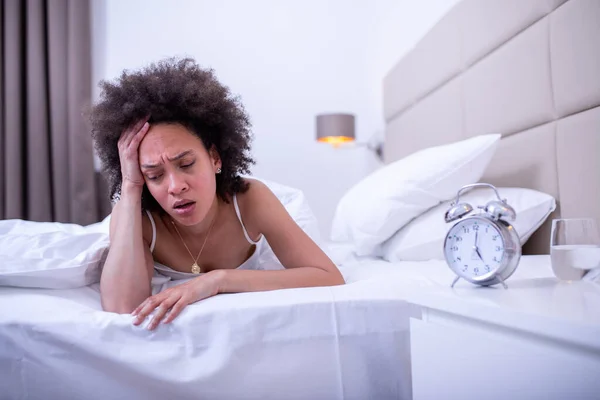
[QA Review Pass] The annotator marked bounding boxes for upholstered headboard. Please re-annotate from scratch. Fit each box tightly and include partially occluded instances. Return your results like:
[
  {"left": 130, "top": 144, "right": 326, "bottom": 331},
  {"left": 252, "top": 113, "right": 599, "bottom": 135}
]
[{"left": 383, "top": 0, "right": 600, "bottom": 254}]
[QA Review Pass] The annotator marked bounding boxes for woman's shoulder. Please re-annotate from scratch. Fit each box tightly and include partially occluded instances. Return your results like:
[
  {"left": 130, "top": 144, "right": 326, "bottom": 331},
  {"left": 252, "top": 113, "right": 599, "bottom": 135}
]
[
  {"left": 235, "top": 178, "right": 286, "bottom": 235},
  {"left": 236, "top": 177, "right": 275, "bottom": 208}
]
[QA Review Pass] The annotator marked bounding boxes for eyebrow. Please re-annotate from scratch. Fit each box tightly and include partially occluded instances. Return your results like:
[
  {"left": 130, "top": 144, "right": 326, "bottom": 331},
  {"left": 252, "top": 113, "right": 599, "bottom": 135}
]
[{"left": 141, "top": 150, "right": 194, "bottom": 169}]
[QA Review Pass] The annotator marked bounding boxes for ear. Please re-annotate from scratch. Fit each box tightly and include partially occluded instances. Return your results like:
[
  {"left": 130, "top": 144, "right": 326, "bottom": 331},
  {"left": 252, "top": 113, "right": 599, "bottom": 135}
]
[{"left": 209, "top": 145, "right": 222, "bottom": 172}]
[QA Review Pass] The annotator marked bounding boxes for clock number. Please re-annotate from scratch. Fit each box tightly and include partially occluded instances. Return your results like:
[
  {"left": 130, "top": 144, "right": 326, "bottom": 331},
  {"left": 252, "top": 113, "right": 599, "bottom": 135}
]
[
  {"left": 456, "top": 256, "right": 462, "bottom": 262},
  {"left": 492, "top": 235, "right": 499, "bottom": 241},
  {"left": 462, "top": 265, "right": 468, "bottom": 272},
  {"left": 472, "top": 225, "right": 479, "bottom": 231},
  {"left": 456, "top": 237, "right": 463, "bottom": 242},
  {"left": 493, "top": 256, "right": 499, "bottom": 262},
  {"left": 495, "top": 246, "right": 502, "bottom": 251},
  {"left": 473, "top": 267, "right": 479, "bottom": 275},
  {"left": 463, "top": 227, "right": 470, "bottom": 234},
  {"left": 485, "top": 265, "right": 490, "bottom": 272},
  {"left": 451, "top": 246, "right": 459, "bottom": 251}
]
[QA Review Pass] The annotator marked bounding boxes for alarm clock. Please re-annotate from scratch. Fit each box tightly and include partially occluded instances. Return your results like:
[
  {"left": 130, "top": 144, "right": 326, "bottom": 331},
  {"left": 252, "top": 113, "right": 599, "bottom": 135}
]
[{"left": 443, "top": 183, "right": 521, "bottom": 289}]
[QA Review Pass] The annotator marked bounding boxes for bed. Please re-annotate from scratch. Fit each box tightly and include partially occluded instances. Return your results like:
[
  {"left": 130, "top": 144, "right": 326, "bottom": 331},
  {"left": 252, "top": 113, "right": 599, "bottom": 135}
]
[
  {"left": 0, "top": 255, "right": 558, "bottom": 400},
  {"left": 1, "top": 0, "right": 599, "bottom": 399}
]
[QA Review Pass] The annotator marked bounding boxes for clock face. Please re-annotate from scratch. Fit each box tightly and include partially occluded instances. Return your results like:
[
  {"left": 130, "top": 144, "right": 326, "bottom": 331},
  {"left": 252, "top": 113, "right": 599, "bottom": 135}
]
[{"left": 444, "top": 218, "right": 505, "bottom": 279}]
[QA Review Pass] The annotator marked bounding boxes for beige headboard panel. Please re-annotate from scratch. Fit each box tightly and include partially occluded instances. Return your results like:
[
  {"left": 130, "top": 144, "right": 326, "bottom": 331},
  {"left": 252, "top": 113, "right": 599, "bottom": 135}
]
[{"left": 383, "top": 0, "right": 600, "bottom": 255}]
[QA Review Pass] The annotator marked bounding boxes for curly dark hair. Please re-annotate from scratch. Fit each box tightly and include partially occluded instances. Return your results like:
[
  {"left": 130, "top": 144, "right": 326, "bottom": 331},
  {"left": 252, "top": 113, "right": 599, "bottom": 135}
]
[{"left": 90, "top": 57, "right": 255, "bottom": 212}]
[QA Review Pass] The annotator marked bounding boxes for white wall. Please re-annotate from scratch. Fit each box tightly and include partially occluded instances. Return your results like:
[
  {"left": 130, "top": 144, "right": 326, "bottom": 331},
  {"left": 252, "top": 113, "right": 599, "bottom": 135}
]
[{"left": 91, "top": 0, "right": 459, "bottom": 239}]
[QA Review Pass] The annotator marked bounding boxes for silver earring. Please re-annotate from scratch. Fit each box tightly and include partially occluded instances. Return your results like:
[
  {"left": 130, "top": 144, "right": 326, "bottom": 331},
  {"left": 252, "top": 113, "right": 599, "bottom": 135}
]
[{"left": 216, "top": 167, "right": 222, "bottom": 174}]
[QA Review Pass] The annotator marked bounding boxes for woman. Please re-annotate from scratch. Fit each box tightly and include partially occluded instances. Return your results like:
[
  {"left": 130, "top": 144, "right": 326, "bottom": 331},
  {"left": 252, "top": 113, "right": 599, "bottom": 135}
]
[{"left": 91, "top": 58, "right": 344, "bottom": 330}]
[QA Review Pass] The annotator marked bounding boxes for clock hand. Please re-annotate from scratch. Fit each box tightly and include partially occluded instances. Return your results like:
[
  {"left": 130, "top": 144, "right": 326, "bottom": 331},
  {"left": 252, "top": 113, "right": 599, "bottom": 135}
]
[
  {"left": 473, "top": 229, "right": 485, "bottom": 262},
  {"left": 472, "top": 244, "right": 484, "bottom": 261},
  {"left": 475, "top": 247, "right": 485, "bottom": 263}
]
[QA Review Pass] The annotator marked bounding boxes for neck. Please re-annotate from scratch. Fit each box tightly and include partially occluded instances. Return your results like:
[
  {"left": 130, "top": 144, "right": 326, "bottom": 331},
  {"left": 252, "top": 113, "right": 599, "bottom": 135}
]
[{"left": 172, "top": 197, "right": 220, "bottom": 238}]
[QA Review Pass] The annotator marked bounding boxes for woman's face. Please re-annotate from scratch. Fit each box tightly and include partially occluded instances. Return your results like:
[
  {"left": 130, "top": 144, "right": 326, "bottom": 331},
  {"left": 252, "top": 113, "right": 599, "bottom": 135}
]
[{"left": 138, "top": 123, "right": 221, "bottom": 225}]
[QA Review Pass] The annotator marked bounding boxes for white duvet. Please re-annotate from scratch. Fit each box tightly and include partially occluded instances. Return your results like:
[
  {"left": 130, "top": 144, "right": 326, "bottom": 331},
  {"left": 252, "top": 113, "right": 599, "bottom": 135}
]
[{"left": 0, "top": 260, "right": 427, "bottom": 400}]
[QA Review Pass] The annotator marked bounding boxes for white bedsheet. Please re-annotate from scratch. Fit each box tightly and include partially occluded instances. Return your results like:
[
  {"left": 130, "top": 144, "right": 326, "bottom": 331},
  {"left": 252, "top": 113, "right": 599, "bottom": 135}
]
[{"left": 0, "top": 255, "right": 554, "bottom": 400}]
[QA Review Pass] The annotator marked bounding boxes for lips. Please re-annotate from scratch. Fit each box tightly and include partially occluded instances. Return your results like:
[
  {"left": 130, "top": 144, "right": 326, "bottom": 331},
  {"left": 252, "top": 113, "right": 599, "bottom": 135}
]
[
  {"left": 173, "top": 199, "right": 195, "bottom": 209},
  {"left": 172, "top": 200, "right": 196, "bottom": 217}
]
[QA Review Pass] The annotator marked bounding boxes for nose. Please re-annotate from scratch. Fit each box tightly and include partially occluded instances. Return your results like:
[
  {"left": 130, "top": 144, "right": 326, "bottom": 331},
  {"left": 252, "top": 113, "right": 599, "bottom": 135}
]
[{"left": 167, "top": 172, "right": 189, "bottom": 195}]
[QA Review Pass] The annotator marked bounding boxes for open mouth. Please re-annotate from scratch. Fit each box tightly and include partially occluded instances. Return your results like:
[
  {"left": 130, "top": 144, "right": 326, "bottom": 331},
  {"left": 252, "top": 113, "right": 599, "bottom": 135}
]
[
  {"left": 174, "top": 201, "right": 196, "bottom": 210},
  {"left": 173, "top": 200, "right": 196, "bottom": 215}
]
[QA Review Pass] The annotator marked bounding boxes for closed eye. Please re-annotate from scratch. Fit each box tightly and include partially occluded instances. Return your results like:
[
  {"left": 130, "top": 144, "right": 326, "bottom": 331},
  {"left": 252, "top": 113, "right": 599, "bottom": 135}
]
[
  {"left": 147, "top": 174, "right": 162, "bottom": 181},
  {"left": 181, "top": 162, "right": 195, "bottom": 169}
]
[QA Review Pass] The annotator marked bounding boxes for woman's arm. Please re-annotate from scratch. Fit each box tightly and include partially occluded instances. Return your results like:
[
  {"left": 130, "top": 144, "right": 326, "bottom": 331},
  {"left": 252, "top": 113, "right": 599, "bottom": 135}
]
[
  {"left": 100, "top": 183, "right": 155, "bottom": 313},
  {"left": 100, "top": 118, "right": 153, "bottom": 314},
  {"left": 131, "top": 179, "right": 344, "bottom": 330},
  {"left": 212, "top": 179, "right": 345, "bottom": 293}
]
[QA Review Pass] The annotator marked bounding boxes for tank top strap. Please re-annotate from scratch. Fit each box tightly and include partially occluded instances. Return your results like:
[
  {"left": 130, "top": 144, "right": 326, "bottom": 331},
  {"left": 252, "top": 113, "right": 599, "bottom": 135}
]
[
  {"left": 233, "top": 193, "right": 261, "bottom": 245},
  {"left": 144, "top": 209, "right": 157, "bottom": 253}
]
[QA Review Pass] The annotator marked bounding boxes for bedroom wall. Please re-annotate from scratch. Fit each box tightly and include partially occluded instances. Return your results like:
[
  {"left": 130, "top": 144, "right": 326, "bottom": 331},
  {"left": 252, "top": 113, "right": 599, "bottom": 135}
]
[
  {"left": 91, "top": 0, "right": 459, "bottom": 239},
  {"left": 365, "top": 0, "right": 461, "bottom": 120}
]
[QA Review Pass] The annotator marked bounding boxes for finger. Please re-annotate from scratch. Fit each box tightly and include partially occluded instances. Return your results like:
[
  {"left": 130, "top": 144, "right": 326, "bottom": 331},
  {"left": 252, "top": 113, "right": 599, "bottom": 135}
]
[
  {"left": 162, "top": 298, "right": 188, "bottom": 324},
  {"left": 146, "top": 303, "right": 168, "bottom": 331},
  {"left": 132, "top": 299, "right": 149, "bottom": 323},
  {"left": 128, "top": 122, "right": 150, "bottom": 150},
  {"left": 119, "top": 116, "right": 150, "bottom": 147},
  {"left": 121, "top": 120, "right": 149, "bottom": 149},
  {"left": 147, "top": 296, "right": 179, "bottom": 330},
  {"left": 128, "top": 116, "right": 150, "bottom": 136},
  {"left": 118, "top": 120, "right": 141, "bottom": 146},
  {"left": 132, "top": 292, "right": 156, "bottom": 316},
  {"left": 132, "top": 296, "right": 161, "bottom": 326},
  {"left": 131, "top": 299, "right": 147, "bottom": 317},
  {"left": 132, "top": 287, "right": 167, "bottom": 316}
]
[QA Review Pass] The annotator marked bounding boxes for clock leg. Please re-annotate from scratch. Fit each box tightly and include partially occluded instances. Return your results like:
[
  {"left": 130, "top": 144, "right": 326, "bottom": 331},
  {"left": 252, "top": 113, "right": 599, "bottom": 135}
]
[
  {"left": 497, "top": 276, "right": 508, "bottom": 289},
  {"left": 450, "top": 276, "right": 461, "bottom": 288}
]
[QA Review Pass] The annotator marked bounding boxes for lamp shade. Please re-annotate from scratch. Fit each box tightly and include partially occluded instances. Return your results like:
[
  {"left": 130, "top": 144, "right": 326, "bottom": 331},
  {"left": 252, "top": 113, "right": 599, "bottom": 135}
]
[{"left": 316, "top": 113, "right": 355, "bottom": 144}]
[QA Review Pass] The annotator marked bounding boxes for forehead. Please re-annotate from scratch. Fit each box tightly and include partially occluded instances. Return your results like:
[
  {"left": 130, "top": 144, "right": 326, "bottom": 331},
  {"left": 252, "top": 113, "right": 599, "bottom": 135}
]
[{"left": 138, "top": 123, "right": 205, "bottom": 159}]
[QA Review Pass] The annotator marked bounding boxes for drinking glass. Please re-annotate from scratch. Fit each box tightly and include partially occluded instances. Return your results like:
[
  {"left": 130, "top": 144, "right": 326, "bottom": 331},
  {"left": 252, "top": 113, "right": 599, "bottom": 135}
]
[{"left": 550, "top": 218, "right": 600, "bottom": 280}]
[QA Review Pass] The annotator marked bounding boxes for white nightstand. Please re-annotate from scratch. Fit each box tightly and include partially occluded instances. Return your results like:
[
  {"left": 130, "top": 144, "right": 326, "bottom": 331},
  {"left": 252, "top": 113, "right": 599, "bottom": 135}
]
[{"left": 405, "top": 263, "right": 600, "bottom": 400}]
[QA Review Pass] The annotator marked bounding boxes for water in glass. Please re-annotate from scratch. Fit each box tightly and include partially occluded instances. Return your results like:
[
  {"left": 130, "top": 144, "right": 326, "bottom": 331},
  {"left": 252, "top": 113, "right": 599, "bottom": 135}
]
[{"left": 550, "top": 219, "right": 600, "bottom": 280}]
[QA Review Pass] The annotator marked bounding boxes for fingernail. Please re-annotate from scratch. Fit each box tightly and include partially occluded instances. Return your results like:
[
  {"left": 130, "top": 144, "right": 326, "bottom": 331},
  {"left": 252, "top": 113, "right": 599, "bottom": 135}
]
[{"left": 143, "top": 122, "right": 149, "bottom": 129}]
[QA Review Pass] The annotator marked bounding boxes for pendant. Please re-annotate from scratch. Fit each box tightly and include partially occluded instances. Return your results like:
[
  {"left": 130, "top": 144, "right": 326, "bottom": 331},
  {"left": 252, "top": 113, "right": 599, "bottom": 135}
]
[{"left": 191, "top": 263, "right": 201, "bottom": 274}]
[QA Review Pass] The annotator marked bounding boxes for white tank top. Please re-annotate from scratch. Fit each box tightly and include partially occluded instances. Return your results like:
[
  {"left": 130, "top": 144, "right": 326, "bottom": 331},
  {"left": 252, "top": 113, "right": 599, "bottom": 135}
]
[{"left": 145, "top": 193, "right": 283, "bottom": 281}]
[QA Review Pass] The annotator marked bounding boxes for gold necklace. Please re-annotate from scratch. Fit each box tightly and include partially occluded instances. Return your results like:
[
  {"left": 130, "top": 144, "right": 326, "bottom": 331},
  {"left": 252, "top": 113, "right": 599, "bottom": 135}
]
[{"left": 171, "top": 207, "right": 217, "bottom": 274}]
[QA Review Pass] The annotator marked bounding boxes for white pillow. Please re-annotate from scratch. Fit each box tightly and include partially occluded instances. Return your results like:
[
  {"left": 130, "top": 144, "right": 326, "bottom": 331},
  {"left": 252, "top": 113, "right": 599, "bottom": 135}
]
[
  {"left": 382, "top": 187, "right": 556, "bottom": 262},
  {"left": 330, "top": 134, "right": 501, "bottom": 256},
  {"left": 0, "top": 217, "right": 111, "bottom": 289}
]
